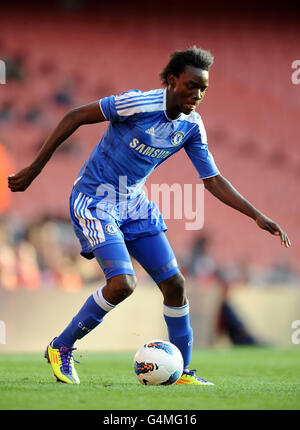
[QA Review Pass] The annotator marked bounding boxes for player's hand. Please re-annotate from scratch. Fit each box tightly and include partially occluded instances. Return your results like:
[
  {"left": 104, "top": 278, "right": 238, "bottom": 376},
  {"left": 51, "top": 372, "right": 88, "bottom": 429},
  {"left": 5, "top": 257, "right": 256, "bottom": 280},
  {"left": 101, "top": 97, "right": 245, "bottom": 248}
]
[
  {"left": 8, "top": 165, "right": 41, "bottom": 192},
  {"left": 255, "top": 213, "right": 291, "bottom": 248}
]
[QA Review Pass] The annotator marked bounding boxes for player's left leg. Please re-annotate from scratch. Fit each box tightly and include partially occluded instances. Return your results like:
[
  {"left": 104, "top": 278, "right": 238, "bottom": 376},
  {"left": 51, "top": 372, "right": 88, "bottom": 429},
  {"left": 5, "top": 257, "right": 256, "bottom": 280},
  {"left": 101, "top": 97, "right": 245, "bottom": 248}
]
[
  {"left": 126, "top": 232, "right": 214, "bottom": 386},
  {"left": 158, "top": 272, "right": 213, "bottom": 386}
]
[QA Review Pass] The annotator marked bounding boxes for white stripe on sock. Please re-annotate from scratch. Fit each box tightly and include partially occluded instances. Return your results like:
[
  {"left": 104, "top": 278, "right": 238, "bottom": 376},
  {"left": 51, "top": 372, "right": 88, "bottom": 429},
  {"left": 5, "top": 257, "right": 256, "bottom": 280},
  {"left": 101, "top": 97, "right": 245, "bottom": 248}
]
[
  {"left": 163, "top": 302, "right": 189, "bottom": 318},
  {"left": 93, "top": 286, "right": 115, "bottom": 312}
]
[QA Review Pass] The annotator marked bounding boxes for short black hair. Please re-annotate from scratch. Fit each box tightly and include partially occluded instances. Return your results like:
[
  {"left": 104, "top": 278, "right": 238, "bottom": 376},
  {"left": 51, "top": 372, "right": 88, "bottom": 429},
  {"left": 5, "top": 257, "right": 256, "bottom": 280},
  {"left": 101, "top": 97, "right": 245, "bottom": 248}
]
[{"left": 160, "top": 46, "right": 214, "bottom": 86}]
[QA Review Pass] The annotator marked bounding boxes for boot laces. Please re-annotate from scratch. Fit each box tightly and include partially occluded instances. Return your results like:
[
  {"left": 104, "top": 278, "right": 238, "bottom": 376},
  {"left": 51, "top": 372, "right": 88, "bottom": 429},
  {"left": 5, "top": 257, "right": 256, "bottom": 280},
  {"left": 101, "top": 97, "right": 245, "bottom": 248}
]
[
  {"left": 184, "top": 368, "right": 208, "bottom": 383},
  {"left": 59, "top": 346, "right": 79, "bottom": 374}
]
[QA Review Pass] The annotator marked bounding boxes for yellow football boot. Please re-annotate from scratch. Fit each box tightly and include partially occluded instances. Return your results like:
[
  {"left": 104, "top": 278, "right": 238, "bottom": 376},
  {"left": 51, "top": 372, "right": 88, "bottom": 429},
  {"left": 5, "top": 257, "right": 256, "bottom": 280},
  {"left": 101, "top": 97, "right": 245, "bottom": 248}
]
[
  {"left": 176, "top": 369, "right": 214, "bottom": 386},
  {"left": 44, "top": 339, "right": 80, "bottom": 384}
]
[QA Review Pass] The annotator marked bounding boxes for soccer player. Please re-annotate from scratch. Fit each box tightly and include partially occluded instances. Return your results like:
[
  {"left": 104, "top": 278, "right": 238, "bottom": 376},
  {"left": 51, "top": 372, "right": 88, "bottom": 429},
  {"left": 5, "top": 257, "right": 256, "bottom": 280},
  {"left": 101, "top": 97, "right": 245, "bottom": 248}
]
[{"left": 8, "top": 47, "right": 291, "bottom": 385}]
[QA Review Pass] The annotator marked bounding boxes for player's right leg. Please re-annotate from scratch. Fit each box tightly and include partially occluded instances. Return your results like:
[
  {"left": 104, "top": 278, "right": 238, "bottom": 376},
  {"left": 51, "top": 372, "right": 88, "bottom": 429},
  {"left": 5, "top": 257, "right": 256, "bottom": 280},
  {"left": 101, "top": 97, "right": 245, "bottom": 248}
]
[
  {"left": 44, "top": 340, "right": 80, "bottom": 384},
  {"left": 45, "top": 273, "right": 136, "bottom": 384},
  {"left": 45, "top": 188, "right": 136, "bottom": 384}
]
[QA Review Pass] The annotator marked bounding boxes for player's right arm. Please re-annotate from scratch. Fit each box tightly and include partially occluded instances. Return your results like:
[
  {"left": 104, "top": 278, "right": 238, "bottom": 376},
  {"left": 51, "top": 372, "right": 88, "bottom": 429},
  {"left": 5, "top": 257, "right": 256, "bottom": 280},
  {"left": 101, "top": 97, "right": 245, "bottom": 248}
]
[{"left": 8, "top": 101, "right": 106, "bottom": 192}]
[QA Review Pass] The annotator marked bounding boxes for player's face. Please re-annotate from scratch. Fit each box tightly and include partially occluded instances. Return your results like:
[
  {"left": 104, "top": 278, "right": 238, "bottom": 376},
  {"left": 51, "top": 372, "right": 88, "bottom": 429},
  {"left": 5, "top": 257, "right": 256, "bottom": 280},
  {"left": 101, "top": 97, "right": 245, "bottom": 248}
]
[{"left": 167, "top": 65, "right": 209, "bottom": 117}]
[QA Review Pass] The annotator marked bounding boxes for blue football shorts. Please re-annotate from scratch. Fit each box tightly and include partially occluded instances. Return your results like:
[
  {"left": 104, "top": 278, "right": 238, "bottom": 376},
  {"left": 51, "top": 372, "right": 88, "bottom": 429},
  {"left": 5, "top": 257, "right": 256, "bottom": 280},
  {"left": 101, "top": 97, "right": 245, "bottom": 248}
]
[{"left": 69, "top": 187, "right": 180, "bottom": 283}]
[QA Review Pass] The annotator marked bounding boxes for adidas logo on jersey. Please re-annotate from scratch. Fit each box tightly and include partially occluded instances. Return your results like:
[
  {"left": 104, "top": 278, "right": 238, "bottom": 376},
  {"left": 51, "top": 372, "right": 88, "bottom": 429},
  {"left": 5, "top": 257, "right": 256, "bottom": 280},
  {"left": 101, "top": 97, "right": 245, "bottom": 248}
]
[{"left": 145, "top": 127, "right": 155, "bottom": 136}]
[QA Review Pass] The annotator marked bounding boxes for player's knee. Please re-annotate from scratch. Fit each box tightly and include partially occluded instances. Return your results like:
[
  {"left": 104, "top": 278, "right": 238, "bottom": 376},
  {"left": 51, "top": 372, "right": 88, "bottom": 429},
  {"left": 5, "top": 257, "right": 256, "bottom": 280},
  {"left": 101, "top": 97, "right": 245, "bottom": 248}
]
[
  {"left": 106, "top": 274, "right": 137, "bottom": 304},
  {"left": 116, "top": 275, "right": 136, "bottom": 300},
  {"left": 159, "top": 272, "right": 186, "bottom": 306}
]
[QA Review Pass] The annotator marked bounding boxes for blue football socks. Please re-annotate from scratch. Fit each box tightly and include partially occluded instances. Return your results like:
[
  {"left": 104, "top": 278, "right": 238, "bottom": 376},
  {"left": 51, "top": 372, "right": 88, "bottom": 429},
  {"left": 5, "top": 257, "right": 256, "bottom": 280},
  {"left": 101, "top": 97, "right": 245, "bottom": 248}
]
[
  {"left": 52, "top": 286, "right": 193, "bottom": 369},
  {"left": 53, "top": 287, "right": 115, "bottom": 348},
  {"left": 163, "top": 302, "right": 193, "bottom": 369}
]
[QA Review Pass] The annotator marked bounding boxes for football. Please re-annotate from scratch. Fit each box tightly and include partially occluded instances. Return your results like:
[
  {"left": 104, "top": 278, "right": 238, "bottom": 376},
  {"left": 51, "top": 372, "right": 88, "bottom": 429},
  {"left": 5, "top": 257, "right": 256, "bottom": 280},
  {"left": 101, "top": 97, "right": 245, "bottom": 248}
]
[{"left": 133, "top": 339, "right": 184, "bottom": 385}]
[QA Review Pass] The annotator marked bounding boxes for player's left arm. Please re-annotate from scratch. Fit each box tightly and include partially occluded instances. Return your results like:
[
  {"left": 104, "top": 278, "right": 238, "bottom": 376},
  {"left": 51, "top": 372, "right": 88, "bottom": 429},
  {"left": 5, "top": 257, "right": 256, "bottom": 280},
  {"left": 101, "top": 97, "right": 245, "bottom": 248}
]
[{"left": 203, "top": 174, "right": 291, "bottom": 248}]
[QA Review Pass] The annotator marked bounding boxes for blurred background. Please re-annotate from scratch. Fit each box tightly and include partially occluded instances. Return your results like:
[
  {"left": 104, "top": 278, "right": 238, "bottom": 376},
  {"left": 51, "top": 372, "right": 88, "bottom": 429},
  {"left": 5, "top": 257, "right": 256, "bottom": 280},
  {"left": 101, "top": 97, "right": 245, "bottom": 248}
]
[{"left": 0, "top": 0, "right": 299, "bottom": 352}]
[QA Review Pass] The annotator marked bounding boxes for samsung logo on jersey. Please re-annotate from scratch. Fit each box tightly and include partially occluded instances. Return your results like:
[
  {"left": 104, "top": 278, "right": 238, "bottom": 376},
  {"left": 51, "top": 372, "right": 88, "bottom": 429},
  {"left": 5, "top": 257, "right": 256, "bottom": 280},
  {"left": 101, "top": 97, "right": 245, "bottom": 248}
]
[{"left": 129, "top": 138, "right": 171, "bottom": 159}]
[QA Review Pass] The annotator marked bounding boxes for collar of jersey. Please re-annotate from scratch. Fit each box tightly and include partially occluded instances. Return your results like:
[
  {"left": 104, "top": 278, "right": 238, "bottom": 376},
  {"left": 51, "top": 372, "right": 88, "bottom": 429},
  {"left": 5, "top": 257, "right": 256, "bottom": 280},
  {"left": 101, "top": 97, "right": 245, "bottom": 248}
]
[{"left": 163, "top": 88, "right": 182, "bottom": 122}]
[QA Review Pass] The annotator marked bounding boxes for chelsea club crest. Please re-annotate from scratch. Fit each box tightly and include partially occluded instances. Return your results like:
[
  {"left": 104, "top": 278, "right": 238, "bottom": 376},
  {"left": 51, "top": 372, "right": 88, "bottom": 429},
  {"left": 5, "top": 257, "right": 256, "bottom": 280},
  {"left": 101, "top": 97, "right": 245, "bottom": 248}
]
[
  {"left": 105, "top": 223, "right": 118, "bottom": 235},
  {"left": 171, "top": 131, "right": 185, "bottom": 146}
]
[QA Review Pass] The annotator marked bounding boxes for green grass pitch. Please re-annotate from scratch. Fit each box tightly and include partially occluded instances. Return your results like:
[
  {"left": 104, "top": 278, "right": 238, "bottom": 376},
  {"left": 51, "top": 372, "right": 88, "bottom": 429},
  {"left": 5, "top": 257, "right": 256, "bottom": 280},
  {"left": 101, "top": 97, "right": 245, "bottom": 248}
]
[{"left": 0, "top": 347, "right": 299, "bottom": 410}]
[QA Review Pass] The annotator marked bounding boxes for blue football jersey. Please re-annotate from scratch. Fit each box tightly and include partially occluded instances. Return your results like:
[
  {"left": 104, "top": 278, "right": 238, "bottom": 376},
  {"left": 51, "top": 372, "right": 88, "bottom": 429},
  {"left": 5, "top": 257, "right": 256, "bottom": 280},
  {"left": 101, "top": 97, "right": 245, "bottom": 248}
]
[{"left": 74, "top": 88, "right": 219, "bottom": 200}]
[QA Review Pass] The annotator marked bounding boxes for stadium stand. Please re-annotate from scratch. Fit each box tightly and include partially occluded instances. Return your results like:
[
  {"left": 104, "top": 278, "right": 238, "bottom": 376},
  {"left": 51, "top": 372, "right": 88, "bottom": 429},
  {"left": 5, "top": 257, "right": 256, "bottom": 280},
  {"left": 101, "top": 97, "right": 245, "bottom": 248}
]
[{"left": 0, "top": 2, "right": 299, "bottom": 288}]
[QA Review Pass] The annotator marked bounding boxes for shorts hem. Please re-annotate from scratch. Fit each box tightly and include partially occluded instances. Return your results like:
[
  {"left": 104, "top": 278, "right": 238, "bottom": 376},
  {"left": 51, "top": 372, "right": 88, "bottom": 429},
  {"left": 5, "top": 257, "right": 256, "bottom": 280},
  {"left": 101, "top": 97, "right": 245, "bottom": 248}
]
[
  {"left": 153, "top": 267, "right": 181, "bottom": 285},
  {"left": 105, "top": 269, "right": 136, "bottom": 281},
  {"left": 80, "top": 240, "right": 126, "bottom": 260}
]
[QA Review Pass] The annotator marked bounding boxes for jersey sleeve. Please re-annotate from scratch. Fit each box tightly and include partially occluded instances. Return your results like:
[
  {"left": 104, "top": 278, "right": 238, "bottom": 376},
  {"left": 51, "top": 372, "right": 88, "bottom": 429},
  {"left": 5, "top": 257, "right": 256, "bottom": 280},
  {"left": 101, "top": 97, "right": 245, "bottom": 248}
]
[
  {"left": 184, "top": 116, "right": 220, "bottom": 179},
  {"left": 99, "top": 94, "right": 127, "bottom": 123},
  {"left": 99, "top": 89, "right": 165, "bottom": 123}
]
